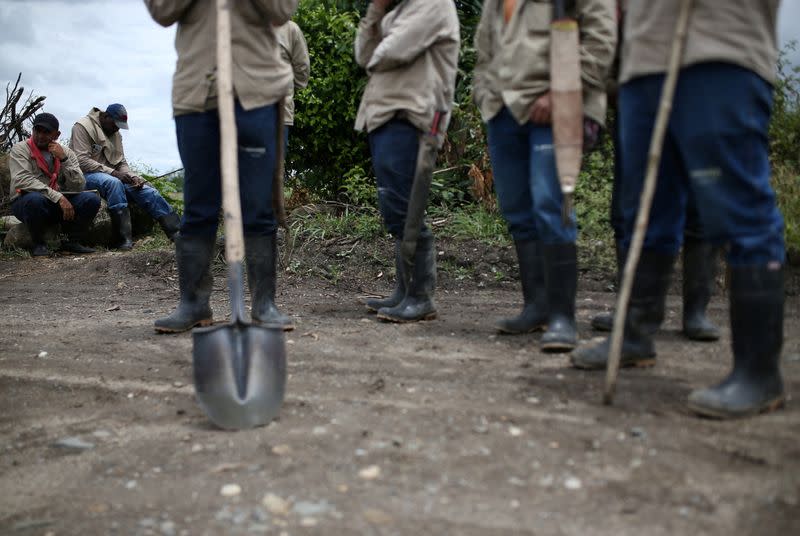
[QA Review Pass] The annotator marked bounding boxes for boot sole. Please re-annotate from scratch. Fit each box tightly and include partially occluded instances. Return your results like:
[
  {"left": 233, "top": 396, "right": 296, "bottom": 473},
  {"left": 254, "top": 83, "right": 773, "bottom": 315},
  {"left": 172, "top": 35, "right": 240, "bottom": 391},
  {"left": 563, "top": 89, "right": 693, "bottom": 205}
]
[
  {"left": 154, "top": 318, "right": 214, "bottom": 334},
  {"left": 376, "top": 312, "right": 437, "bottom": 323},
  {"left": 496, "top": 324, "right": 546, "bottom": 335},
  {"left": 687, "top": 395, "right": 785, "bottom": 420},
  {"left": 541, "top": 341, "right": 576, "bottom": 353},
  {"left": 682, "top": 330, "right": 720, "bottom": 342},
  {"left": 570, "top": 356, "right": 657, "bottom": 370}
]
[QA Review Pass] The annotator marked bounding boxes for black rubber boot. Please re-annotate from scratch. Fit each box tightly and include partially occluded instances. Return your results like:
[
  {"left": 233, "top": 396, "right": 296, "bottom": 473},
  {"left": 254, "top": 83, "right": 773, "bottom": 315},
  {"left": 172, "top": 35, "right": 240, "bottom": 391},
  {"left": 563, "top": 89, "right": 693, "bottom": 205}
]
[
  {"left": 377, "top": 232, "right": 437, "bottom": 323},
  {"left": 540, "top": 242, "right": 578, "bottom": 352},
  {"left": 60, "top": 224, "right": 97, "bottom": 254},
  {"left": 682, "top": 238, "right": 721, "bottom": 341},
  {"left": 591, "top": 240, "right": 626, "bottom": 332},
  {"left": 154, "top": 235, "right": 215, "bottom": 333},
  {"left": 109, "top": 207, "right": 134, "bottom": 250},
  {"left": 571, "top": 250, "right": 675, "bottom": 369},
  {"left": 366, "top": 240, "right": 406, "bottom": 313},
  {"left": 26, "top": 221, "right": 50, "bottom": 256},
  {"left": 157, "top": 212, "right": 181, "bottom": 242},
  {"left": 245, "top": 234, "right": 294, "bottom": 331},
  {"left": 496, "top": 240, "right": 548, "bottom": 334},
  {"left": 688, "top": 264, "right": 785, "bottom": 419}
]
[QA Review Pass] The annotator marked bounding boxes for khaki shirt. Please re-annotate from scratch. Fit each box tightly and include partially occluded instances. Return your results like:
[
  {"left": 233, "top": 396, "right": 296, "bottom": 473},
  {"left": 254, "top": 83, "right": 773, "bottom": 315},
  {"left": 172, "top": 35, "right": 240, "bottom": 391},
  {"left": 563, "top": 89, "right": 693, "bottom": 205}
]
[
  {"left": 69, "top": 108, "right": 132, "bottom": 176},
  {"left": 8, "top": 141, "right": 85, "bottom": 204},
  {"left": 473, "top": 0, "right": 617, "bottom": 126},
  {"left": 144, "top": 0, "right": 298, "bottom": 116},
  {"left": 620, "top": 0, "right": 780, "bottom": 85},
  {"left": 354, "top": 0, "right": 461, "bottom": 134},
  {"left": 277, "top": 21, "right": 310, "bottom": 126}
]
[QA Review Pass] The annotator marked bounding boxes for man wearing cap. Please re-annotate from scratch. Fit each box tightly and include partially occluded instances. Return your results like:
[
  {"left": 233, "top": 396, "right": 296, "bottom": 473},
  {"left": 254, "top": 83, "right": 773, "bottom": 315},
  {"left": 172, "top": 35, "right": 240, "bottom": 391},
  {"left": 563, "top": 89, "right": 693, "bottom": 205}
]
[
  {"left": 70, "top": 104, "right": 180, "bottom": 250},
  {"left": 8, "top": 113, "right": 100, "bottom": 256}
]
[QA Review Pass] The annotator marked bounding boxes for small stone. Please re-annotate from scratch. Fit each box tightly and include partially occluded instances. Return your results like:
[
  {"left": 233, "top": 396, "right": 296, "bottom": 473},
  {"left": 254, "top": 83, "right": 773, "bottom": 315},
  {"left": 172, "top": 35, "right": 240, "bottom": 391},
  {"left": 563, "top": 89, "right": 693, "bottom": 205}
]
[
  {"left": 630, "top": 427, "right": 647, "bottom": 440},
  {"left": 539, "top": 475, "right": 554, "bottom": 488},
  {"left": 271, "top": 444, "right": 291, "bottom": 456},
  {"left": 220, "top": 484, "right": 241, "bottom": 497},
  {"left": 362, "top": 509, "right": 393, "bottom": 525},
  {"left": 337, "top": 484, "right": 349, "bottom": 493},
  {"left": 630, "top": 458, "right": 643, "bottom": 469},
  {"left": 160, "top": 521, "right": 176, "bottom": 536},
  {"left": 354, "top": 448, "right": 367, "bottom": 457},
  {"left": 564, "top": 477, "right": 582, "bottom": 490},
  {"left": 262, "top": 493, "right": 290, "bottom": 516},
  {"left": 510, "top": 499, "right": 520, "bottom": 509},
  {"left": 526, "top": 397, "right": 540, "bottom": 405},
  {"left": 191, "top": 444, "right": 204, "bottom": 453},
  {"left": 679, "top": 506, "right": 690, "bottom": 517},
  {"left": 293, "top": 500, "right": 332, "bottom": 517},
  {"left": 300, "top": 518, "right": 318, "bottom": 527},
  {"left": 125, "top": 480, "right": 138, "bottom": 490},
  {"left": 312, "top": 426, "right": 327, "bottom": 435},
  {"left": 92, "top": 430, "right": 112, "bottom": 439},
  {"left": 508, "top": 426, "right": 523, "bottom": 437},
  {"left": 53, "top": 437, "right": 95, "bottom": 451},
  {"left": 358, "top": 465, "right": 381, "bottom": 480},
  {"left": 172, "top": 381, "right": 184, "bottom": 388},
  {"left": 37, "top": 351, "right": 48, "bottom": 359}
]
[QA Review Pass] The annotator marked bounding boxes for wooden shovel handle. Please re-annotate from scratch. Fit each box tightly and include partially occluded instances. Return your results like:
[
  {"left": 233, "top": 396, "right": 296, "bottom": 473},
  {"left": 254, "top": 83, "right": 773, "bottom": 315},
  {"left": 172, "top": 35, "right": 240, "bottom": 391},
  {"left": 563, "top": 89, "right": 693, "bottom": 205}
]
[{"left": 216, "top": 0, "right": 244, "bottom": 265}]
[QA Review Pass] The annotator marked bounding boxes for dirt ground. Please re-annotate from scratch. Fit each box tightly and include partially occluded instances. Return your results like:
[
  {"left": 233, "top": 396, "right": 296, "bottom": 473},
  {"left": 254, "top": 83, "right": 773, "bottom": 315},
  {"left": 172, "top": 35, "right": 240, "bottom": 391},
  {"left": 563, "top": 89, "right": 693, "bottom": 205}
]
[{"left": 1, "top": 236, "right": 798, "bottom": 536}]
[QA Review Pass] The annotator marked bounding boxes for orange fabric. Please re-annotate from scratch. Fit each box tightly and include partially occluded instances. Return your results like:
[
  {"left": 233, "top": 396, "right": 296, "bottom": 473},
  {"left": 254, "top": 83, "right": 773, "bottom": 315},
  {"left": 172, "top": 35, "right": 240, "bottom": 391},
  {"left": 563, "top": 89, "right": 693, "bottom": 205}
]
[{"left": 503, "top": 0, "right": 517, "bottom": 23}]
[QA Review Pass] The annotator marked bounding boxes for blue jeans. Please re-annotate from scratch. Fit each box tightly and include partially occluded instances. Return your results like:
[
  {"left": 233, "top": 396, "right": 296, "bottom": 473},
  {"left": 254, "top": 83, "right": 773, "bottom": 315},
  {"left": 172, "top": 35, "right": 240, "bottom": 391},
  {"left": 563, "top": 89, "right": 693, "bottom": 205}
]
[
  {"left": 619, "top": 62, "right": 785, "bottom": 265},
  {"left": 12, "top": 191, "right": 100, "bottom": 237},
  {"left": 487, "top": 107, "right": 577, "bottom": 244},
  {"left": 174, "top": 102, "right": 278, "bottom": 238},
  {"left": 368, "top": 119, "right": 426, "bottom": 238},
  {"left": 84, "top": 172, "right": 173, "bottom": 219}
]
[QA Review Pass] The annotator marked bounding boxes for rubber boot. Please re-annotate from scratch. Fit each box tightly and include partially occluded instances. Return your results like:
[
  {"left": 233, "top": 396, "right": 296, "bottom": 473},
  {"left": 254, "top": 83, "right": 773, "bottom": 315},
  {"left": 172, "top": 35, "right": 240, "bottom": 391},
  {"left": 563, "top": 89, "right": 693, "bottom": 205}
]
[
  {"left": 682, "top": 238, "right": 721, "bottom": 341},
  {"left": 377, "top": 232, "right": 437, "bottom": 323},
  {"left": 591, "top": 239, "right": 626, "bottom": 331},
  {"left": 60, "top": 221, "right": 96, "bottom": 254},
  {"left": 496, "top": 240, "right": 548, "bottom": 334},
  {"left": 109, "top": 207, "right": 134, "bottom": 250},
  {"left": 245, "top": 234, "right": 294, "bottom": 331},
  {"left": 571, "top": 250, "right": 675, "bottom": 369},
  {"left": 157, "top": 212, "right": 181, "bottom": 242},
  {"left": 540, "top": 243, "right": 578, "bottom": 352},
  {"left": 27, "top": 221, "right": 50, "bottom": 256},
  {"left": 688, "top": 264, "right": 785, "bottom": 418},
  {"left": 154, "top": 235, "right": 215, "bottom": 333},
  {"left": 366, "top": 240, "right": 406, "bottom": 313}
]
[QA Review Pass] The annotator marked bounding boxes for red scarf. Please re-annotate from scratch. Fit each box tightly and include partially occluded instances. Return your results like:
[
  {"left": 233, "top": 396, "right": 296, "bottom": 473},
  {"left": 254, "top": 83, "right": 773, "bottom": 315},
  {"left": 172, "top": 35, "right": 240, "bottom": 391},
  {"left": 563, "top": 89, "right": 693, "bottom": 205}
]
[{"left": 27, "top": 137, "right": 60, "bottom": 191}]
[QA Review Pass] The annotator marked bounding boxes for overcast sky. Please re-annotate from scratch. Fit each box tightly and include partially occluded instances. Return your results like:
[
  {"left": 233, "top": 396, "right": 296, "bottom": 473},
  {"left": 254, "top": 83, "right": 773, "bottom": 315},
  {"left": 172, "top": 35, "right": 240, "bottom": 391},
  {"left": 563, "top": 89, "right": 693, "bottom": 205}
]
[{"left": 1, "top": 0, "right": 799, "bottom": 174}]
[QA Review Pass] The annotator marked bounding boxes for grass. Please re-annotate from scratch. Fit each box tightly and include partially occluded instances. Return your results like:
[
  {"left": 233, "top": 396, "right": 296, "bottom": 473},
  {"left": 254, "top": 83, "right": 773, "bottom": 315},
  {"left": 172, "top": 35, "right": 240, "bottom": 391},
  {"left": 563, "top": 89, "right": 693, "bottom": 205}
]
[{"left": 773, "top": 163, "right": 800, "bottom": 258}]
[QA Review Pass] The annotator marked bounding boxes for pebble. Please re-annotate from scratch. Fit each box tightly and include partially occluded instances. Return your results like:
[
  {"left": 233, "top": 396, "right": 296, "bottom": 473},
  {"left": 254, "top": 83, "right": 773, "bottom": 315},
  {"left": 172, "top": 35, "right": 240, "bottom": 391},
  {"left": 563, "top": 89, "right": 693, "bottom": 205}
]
[
  {"left": 510, "top": 499, "right": 520, "bottom": 509},
  {"left": 160, "top": 521, "right": 176, "bottom": 536},
  {"left": 172, "top": 381, "right": 184, "bottom": 388},
  {"left": 37, "top": 351, "right": 48, "bottom": 359},
  {"left": 358, "top": 465, "right": 381, "bottom": 480},
  {"left": 293, "top": 500, "right": 332, "bottom": 517},
  {"left": 53, "top": 437, "right": 95, "bottom": 451},
  {"left": 630, "top": 427, "right": 648, "bottom": 440},
  {"left": 538, "top": 475, "right": 554, "bottom": 488},
  {"left": 92, "top": 430, "right": 112, "bottom": 439},
  {"left": 508, "top": 426, "right": 523, "bottom": 437},
  {"left": 362, "top": 509, "right": 392, "bottom": 525},
  {"left": 312, "top": 426, "right": 327, "bottom": 435},
  {"left": 262, "top": 493, "right": 291, "bottom": 516},
  {"left": 125, "top": 480, "right": 138, "bottom": 490},
  {"left": 564, "top": 477, "right": 583, "bottom": 490},
  {"left": 300, "top": 518, "right": 318, "bottom": 527},
  {"left": 526, "top": 397, "right": 540, "bottom": 405},
  {"left": 271, "top": 444, "right": 291, "bottom": 456},
  {"left": 220, "top": 484, "right": 242, "bottom": 497},
  {"left": 191, "top": 444, "right": 204, "bottom": 453}
]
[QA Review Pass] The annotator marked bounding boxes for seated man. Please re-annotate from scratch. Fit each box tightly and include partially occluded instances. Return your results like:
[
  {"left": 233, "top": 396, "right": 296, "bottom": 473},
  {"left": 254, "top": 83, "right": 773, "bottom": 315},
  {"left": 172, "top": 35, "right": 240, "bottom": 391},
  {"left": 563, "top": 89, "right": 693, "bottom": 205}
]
[
  {"left": 8, "top": 113, "right": 100, "bottom": 256},
  {"left": 69, "top": 104, "right": 180, "bottom": 250}
]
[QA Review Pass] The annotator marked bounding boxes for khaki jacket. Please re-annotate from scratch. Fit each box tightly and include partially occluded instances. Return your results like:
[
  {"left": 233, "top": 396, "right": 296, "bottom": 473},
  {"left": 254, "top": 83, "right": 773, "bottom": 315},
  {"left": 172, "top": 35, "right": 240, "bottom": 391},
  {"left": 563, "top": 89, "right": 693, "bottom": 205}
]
[
  {"left": 473, "top": 0, "right": 617, "bottom": 126},
  {"left": 277, "top": 20, "right": 310, "bottom": 126},
  {"left": 354, "top": 0, "right": 461, "bottom": 134},
  {"left": 144, "top": 0, "right": 298, "bottom": 116},
  {"left": 8, "top": 141, "right": 85, "bottom": 204},
  {"left": 620, "top": 0, "right": 780, "bottom": 85},
  {"left": 69, "top": 108, "right": 132, "bottom": 176}
]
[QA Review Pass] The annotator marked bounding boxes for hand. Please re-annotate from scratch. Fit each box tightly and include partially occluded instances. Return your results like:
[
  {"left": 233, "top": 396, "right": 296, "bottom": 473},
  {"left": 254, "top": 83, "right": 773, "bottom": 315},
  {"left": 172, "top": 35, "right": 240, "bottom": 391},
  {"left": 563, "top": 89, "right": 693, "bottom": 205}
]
[
  {"left": 58, "top": 196, "right": 75, "bottom": 221},
  {"left": 127, "top": 175, "right": 146, "bottom": 189},
  {"left": 583, "top": 117, "right": 602, "bottom": 152},
  {"left": 111, "top": 169, "right": 127, "bottom": 181},
  {"left": 529, "top": 92, "right": 552, "bottom": 124},
  {"left": 48, "top": 142, "right": 67, "bottom": 161}
]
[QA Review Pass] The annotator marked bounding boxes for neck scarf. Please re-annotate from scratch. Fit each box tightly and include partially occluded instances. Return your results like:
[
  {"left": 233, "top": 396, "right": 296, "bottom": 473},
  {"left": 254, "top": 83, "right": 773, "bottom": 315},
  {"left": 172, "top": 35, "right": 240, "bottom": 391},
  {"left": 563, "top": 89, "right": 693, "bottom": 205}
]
[
  {"left": 27, "top": 137, "right": 61, "bottom": 191},
  {"left": 504, "top": 0, "right": 517, "bottom": 23}
]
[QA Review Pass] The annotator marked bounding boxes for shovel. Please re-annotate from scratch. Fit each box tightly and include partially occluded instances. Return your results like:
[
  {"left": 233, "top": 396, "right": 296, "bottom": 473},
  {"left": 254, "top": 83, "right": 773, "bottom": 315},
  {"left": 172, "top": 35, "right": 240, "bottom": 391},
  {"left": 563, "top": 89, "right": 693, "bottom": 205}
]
[
  {"left": 550, "top": 0, "right": 584, "bottom": 226},
  {"left": 191, "top": 0, "right": 287, "bottom": 430},
  {"left": 400, "top": 109, "right": 446, "bottom": 284}
]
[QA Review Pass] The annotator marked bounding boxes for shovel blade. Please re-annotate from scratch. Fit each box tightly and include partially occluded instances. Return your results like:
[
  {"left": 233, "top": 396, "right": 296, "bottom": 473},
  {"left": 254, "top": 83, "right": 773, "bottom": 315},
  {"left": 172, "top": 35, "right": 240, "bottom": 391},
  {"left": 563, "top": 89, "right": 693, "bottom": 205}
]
[{"left": 192, "top": 322, "right": 286, "bottom": 430}]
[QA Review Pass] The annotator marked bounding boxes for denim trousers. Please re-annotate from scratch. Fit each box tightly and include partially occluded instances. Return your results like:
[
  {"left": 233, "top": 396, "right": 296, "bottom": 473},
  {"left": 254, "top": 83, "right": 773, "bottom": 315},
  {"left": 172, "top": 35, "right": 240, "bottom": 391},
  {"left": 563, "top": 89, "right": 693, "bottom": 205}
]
[
  {"left": 487, "top": 106, "right": 577, "bottom": 244},
  {"left": 619, "top": 62, "right": 785, "bottom": 265},
  {"left": 12, "top": 191, "right": 100, "bottom": 237},
  {"left": 174, "top": 102, "right": 278, "bottom": 238},
  {"left": 84, "top": 172, "right": 172, "bottom": 218},
  {"left": 368, "top": 118, "right": 426, "bottom": 239}
]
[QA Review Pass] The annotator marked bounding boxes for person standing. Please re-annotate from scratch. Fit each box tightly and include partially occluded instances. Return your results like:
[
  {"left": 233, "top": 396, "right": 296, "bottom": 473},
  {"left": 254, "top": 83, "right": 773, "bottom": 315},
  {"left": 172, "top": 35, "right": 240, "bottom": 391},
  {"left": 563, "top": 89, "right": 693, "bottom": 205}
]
[
  {"left": 571, "top": 0, "right": 786, "bottom": 419},
  {"left": 472, "top": 0, "right": 616, "bottom": 350},
  {"left": 8, "top": 113, "right": 100, "bottom": 256},
  {"left": 277, "top": 19, "right": 310, "bottom": 145},
  {"left": 356, "top": 0, "right": 460, "bottom": 323},
  {"left": 70, "top": 104, "right": 181, "bottom": 250},
  {"left": 144, "top": 0, "right": 298, "bottom": 333}
]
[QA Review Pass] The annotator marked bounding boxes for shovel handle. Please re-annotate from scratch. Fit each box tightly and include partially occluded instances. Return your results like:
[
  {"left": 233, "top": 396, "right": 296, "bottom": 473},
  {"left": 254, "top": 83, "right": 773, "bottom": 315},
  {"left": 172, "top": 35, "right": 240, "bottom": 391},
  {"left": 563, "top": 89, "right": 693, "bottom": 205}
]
[{"left": 216, "top": 0, "right": 244, "bottom": 266}]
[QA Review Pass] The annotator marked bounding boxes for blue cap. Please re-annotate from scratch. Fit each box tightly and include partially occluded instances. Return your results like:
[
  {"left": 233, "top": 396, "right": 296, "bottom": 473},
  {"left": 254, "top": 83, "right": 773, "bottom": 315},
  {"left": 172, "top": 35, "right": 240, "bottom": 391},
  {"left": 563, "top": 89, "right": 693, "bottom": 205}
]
[{"left": 105, "top": 103, "right": 129, "bottom": 130}]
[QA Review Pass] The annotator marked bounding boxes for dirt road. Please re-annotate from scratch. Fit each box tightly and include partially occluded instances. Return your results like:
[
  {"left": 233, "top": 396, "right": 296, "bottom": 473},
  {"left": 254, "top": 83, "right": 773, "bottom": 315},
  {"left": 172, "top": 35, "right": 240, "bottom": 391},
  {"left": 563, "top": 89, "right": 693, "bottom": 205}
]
[{"left": 1, "top": 242, "right": 798, "bottom": 535}]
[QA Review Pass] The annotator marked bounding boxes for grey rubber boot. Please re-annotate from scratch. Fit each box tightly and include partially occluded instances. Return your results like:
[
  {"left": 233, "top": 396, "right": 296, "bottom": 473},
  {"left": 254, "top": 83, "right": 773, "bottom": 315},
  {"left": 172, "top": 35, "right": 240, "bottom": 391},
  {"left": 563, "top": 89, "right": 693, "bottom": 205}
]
[
  {"left": 377, "top": 232, "right": 437, "bottom": 323},
  {"left": 366, "top": 240, "right": 406, "bottom": 313},
  {"left": 682, "top": 238, "right": 721, "bottom": 341},
  {"left": 688, "top": 264, "right": 785, "bottom": 419},
  {"left": 157, "top": 212, "right": 181, "bottom": 242},
  {"left": 496, "top": 240, "right": 548, "bottom": 334},
  {"left": 154, "top": 235, "right": 215, "bottom": 333},
  {"left": 591, "top": 239, "right": 625, "bottom": 332},
  {"left": 571, "top": 250, "right": 675, "bottom": 369},
  {"left": 245, "top": 234, "right": 294, "bottom": 331},
  {"left": 109, "top": 207, "right": 134, "bottom": 250},
  {"left": 540, "top": 242, "right": 578, "bottom": 352}
]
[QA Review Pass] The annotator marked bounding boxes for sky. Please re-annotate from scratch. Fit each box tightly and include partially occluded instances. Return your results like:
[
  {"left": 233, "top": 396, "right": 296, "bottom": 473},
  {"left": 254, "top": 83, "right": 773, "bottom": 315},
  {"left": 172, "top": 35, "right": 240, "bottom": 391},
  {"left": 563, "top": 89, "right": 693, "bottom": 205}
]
[{"left": 1, "top": 0, "right": 800, "bottom": 174}]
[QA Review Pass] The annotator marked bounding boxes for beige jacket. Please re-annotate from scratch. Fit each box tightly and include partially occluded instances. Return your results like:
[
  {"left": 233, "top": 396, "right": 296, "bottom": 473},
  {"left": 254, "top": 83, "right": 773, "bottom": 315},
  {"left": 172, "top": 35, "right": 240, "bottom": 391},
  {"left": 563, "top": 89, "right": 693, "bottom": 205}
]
[
  {"left": 144, "top": 0, "right": 298, "bottom": 116},
  {"left": 277, "top": 20, "right": 310, "bottom": 125},
  {"left": 69, "top": 108, "right": 132, "bottom": 176},
  {"left": 8, "top": 141, "right": 85, "bottom": 203},
  {"left": 473, "top": 0, "right": 617, "bottom": 126},
  {"left": 354, "top": 0, "right": 461, "bottom": 134},
  {"left": 620, "top": 0, "right": 780, "bottom": 85}
]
